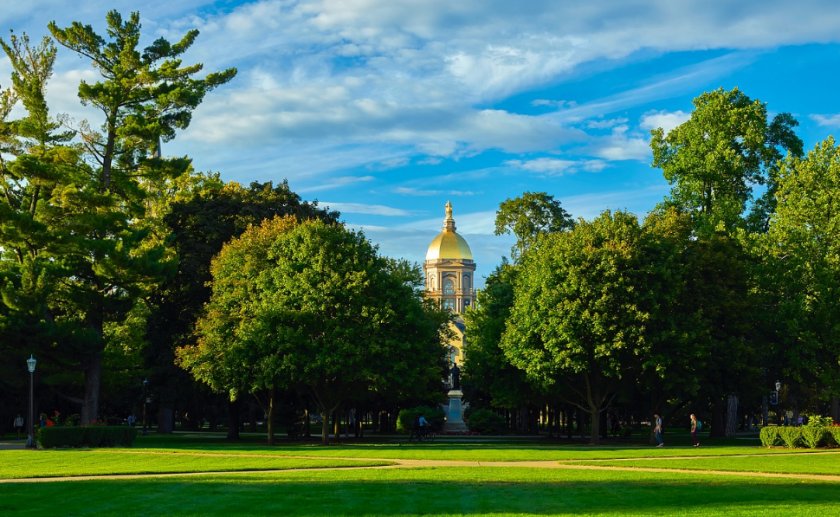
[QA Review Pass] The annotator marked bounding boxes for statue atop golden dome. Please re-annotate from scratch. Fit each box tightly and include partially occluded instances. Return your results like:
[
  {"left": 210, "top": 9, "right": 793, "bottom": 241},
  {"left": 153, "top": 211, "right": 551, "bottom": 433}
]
[
  {"left": 424, "top": 201, "right": 476, "bottom": 312},
  {"left": 426, "top": 201, "right": 473, "bottom": 261}
]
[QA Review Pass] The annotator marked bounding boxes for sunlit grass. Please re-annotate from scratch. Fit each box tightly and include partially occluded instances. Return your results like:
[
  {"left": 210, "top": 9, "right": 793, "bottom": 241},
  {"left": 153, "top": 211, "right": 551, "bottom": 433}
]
[
  {"left": 571, "top": 451, "right": 840, "bottom": 475},
  {"left": 0, "top": 450, "right": 388, "bottom": 479},
  {"left": 2, "top": 434, "right": 839, "bottom": 516}
]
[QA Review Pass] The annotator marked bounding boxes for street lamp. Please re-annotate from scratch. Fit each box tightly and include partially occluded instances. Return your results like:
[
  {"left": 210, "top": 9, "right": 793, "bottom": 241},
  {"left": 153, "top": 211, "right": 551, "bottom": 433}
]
[
  {"left": 775, "top": 380, "right": 781, "bottom": 392},
  {"left": 142, "top": 379, "right": 149, "bottom": 435},
  {"left": 26, "top": 355, "right": 36, "bottom": 448}
]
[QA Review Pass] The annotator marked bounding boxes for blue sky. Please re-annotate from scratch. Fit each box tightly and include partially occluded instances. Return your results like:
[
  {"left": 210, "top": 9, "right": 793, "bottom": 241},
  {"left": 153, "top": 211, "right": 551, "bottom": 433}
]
[{"left": 4, "top": 1, "right": 840, "bottom": 286}]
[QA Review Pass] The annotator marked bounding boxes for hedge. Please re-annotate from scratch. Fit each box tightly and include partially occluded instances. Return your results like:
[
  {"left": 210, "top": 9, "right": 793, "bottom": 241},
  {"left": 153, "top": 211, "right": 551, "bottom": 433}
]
[
  {"left": 396, "top": 406, "right": 446, "bottom": 433},
  {"left": 465, "top": 408, "right": 507, "bottom": 434},
  {"left": 759, "top": 426, "right": 781, "bottom": 447},
  {"left": 760, "top": 424, "right": 840, "bottom": 449},
  {"left": 37, "top": 426, "right": 138, "bottom": 448}
]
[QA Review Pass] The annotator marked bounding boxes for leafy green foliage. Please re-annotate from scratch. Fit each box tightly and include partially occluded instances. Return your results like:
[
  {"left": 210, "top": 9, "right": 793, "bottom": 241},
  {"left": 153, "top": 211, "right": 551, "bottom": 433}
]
[
  {"left": 494, "top": 191, "right": 574, "bottom": 260},
  {"left": 759, "top": 426, "right": 781, "bottom": 448},
  {"left": 799, "top": 426, "right": 826, "bottom": 449},
  {"left": 179, "top": 218, "right": 447, "bottom": 444},
  {"left": 502, "top": 210, "right": 650, "bottom": 443},
  {"left": 465, "top": 408, "right": 508, "bottom": 434},
  {"left": 37, "top": 426, "right": 138, "bottom": 448},
  {"left": 651, "top": 87, "right": 802, "bottom": 234},
  {"left": 396, "top": 406, "right": 446, "bottom": 433},
  {"left": 760, "top": 138, "right": 840, "bottom": 406},
  {"left": 778, "top": 427, "right": 802, "bottom": 449},
  {"left": 0, "top": 10, "right": 237, "bottom": 425},
  {"left": 463, "top": 263, "right": 541, "bottom": 415}
]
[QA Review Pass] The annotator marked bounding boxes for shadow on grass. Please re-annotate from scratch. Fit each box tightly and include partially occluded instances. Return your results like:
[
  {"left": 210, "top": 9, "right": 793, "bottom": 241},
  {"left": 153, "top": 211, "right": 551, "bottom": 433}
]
[{"left": 0, "top": 476, "right": 838, "bottom": 516}]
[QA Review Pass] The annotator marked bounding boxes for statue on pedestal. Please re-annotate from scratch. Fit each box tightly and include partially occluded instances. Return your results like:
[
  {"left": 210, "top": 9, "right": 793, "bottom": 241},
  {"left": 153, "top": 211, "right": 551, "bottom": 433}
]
[{"left": 449, "top": 364, "right": 460, "bottom": 390}]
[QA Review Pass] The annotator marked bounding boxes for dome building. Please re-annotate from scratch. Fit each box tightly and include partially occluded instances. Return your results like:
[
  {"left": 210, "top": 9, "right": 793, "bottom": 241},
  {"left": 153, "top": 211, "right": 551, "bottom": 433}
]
[
  {"left": 424, "top": 201, "right": 476, "bottom": 366},
  {"left": 424, "top": 201, "right": 477, "bottom": 314}
]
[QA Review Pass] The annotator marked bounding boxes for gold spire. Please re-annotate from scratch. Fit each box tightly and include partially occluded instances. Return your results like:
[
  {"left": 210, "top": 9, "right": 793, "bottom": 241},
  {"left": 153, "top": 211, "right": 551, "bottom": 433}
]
[
  {"left": 426, "top": 201, "right": 473, "bottom": 261},
  {"left": 443, "top": 200, "right": 455, "bottom": 231}
]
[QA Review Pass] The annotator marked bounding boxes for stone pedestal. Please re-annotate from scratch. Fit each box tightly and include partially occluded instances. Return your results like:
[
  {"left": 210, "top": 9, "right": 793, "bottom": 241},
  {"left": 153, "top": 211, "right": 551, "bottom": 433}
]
[{"left": 443, "top": 389, "right": 468, "bottom": 433}]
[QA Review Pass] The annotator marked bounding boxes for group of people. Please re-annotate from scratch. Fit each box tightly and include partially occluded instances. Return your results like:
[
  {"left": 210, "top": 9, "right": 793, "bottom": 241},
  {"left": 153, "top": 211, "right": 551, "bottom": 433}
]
[
  {"left": 11, "top": 410, "right": 60, "bottom": 438},
  {"left": 653, "top": 413, "right": 701, "bottom": 447}
]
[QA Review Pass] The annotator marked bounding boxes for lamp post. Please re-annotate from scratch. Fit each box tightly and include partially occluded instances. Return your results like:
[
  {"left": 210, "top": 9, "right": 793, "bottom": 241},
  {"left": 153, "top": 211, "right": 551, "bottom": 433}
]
[
  {"left": 26, "top": 355, "right": 37, "bottom": 448},
  {"left": 142, "top": 378, "right": 149, "bottom": 435}
]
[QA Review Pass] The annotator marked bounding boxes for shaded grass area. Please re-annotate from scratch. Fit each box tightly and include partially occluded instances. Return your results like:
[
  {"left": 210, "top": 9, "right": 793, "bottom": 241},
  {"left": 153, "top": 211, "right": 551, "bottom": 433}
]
[
  {"left": 0, "top": 450, "right": 387, "bottom": 479},
  {"left": 1, "top": 467, "right": 839, "bottom": 516},
  {"left": 574, "top": 451, "right": 840, "bottom": 475}
]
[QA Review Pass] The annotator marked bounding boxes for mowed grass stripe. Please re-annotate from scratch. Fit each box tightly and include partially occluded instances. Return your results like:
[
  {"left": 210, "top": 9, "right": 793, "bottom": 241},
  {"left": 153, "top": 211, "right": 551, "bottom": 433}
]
[
  {"left": 1, "top": 467, "right": 839, "bottom": 516},
  {"left": 0, "top": 450, "right": 389, "bottom": 479},
  {"left": 570, "top": 451, "right": 840, "bottom": 476}
]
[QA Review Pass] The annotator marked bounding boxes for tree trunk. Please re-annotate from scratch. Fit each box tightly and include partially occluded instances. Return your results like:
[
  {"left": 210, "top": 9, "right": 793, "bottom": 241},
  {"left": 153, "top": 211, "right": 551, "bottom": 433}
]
[
  {"left": 725, "top": 394, "right": 738, "bottom": 438},
  {"left": 157, "top": 407, "right": 174, "bottom": 433},
  {"left": 321, "top": 410, "right": 331, "bottom": 445},
  {"left": 81, "top": 350, "right": 102, "bottom": 425},
  {"left": 227, "top": 399, "right": 241, "bottom": 440},
  {"left": 266, "top": 388, "right": 276, "bottom": 445},
  {"left": 831, "top": 396, "right": 840, "bottom": 423},
  {"left": 710, "top": 401, "right": 725, "bottom": 437},
  {"left": 333, "top": 412, "right": 341, "bottom": 443}
]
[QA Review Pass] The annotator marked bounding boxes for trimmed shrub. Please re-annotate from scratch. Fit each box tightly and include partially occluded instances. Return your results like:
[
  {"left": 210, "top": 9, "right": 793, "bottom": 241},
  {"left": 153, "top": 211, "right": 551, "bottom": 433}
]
[
  {"left": 778, "top": 426, "right": 802, "bottom": 448},
  {"left": 827, "top": 426, "right": 840, "bottom": 447},
  {"left": 800, "top": 426, "right": 827, "bottom": 449},
  {"left": 38, "top": 426, "right": 138, "bottom": 448},
  {"left": 396, "top": 406, "right": 445, "bottom": 433},
  {"left": 759, "top": 426, "right": 781, "bottom": 447},
  {"left": 465, "top": 408, "right": 507, "bottom": 434}
]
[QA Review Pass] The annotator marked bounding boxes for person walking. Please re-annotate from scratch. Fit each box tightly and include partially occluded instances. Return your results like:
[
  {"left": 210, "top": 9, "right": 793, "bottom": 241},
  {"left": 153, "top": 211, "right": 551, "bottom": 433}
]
[
  {"left": 690, "top": 414, "right": 700, "bottom": 447},
  {"left": 653, "top": 413, "right": 664, "bottom": 447},
  {"left": 13, "top": 414, "right": 24, "bottom": 438}
]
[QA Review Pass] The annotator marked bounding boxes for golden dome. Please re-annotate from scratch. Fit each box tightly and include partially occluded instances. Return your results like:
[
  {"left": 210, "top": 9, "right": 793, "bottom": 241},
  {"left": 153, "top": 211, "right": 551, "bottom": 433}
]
[{"left": 425, "top": 201, "right": 474, "bottom": 261}]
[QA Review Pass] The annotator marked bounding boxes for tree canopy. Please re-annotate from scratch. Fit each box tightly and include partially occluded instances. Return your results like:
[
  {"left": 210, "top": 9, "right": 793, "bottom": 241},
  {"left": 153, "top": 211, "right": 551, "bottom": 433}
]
[{"left": 178, "top": 218, "right": 448, "bottom": 444}]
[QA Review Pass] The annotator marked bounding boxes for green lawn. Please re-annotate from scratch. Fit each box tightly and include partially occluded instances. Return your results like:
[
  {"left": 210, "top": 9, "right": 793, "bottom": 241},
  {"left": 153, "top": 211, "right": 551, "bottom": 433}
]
[
  {"left": 0, "top": 450, "right": 388, "bottom": 479},
  {"left": 1, "top": 467, "right": 839, "bottom": 516},
  {"left": 1, "top": 435, "right": 839, "bottom": 516},
  {"left": 572, "top": 451, "right": 840, "bottom": 475}
]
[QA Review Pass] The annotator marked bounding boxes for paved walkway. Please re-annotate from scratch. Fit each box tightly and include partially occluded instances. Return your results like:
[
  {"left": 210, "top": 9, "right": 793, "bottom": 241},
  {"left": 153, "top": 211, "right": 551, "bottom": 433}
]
[{"left": 3, "top": 454, "right": 840, "bottom": 484}]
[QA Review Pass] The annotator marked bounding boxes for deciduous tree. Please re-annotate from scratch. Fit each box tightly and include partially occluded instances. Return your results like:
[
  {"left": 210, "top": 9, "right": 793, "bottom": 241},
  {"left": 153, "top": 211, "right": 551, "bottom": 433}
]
[{"left": 501, "top": 211, "right": 649, "bottom": 444}]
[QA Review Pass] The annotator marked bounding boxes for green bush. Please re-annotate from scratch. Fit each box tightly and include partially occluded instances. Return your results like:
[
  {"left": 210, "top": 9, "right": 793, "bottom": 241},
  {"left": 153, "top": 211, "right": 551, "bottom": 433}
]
[
  {"left": 465, "top": 408, "right": 507, "bottom": 434},
  {"left": 778, "top": 426, "right": 802, "bottom": 448},
  {"left": 800, "top": 426, "right": 827, "bottom": 449},
  {"left": 826, "top": 426, "right": 840, "bottom": 447},
  {"left": 38, "top": 426, "right": 138, "bottom": 448},
  {"left": 396, "top": 406, "right": 445, "bottom": 433},
  {"left": 759, "top": 426, "right": 781, "bottom": 447}
]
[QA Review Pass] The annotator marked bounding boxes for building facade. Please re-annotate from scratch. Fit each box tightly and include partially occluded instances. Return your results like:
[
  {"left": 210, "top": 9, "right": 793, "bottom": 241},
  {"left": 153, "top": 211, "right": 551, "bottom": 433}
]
[{"left": 424, "top": 201, "right": 476, "bottom": 365}]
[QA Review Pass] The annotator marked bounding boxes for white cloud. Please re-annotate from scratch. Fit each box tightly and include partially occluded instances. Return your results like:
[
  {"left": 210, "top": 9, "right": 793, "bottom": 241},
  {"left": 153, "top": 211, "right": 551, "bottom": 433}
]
[
  {"left": 505, "top": 157, "right": 607, "bottom": 175},
  {"left": 810, "top": 113, "right": 840, "bottom": 127},
  {"left": 587, "top": 118, "right": 628, "bottom": 129},
  {"left": 589, "top": 126, "right": 651, "bottom": 162},
  {"left": 641, "top": 110, "right": 691, "bottom": 134},
  {"left": 297, "top": 175, "right": 375, "bottom": 193},
  {"left": 394, "top": 187, "right": 478, "bottom": 196},
  {"left": 321, "top": 201, "right": 412, "bottom": 216},
  {"left": 532, "top": 99, "right": 577, "bottom": 109}
]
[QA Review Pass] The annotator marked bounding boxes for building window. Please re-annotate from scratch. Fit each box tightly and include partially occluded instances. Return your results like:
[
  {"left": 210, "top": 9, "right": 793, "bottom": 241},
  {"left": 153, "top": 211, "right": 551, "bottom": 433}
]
[
  {"left": 464, "top": 299, "right": 470, "bottom": 309},
  {"left": 443, "top": 278, "right": 455, "bottom": 295},
  {"left": 463, "top": 274, "right": 471, "bottom": 289},
  {"left": 443, "top": 298, "right": 455, "bottom": 311}
]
